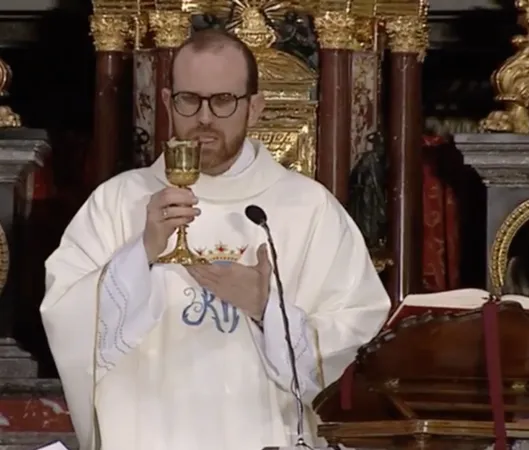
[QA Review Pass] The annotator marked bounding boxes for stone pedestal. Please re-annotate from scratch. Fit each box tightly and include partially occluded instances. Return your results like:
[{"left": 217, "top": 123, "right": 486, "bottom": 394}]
[
  {"left": 454, "top": 133, "right": 529, "bottom": 291},
  {"left": 0, "top": 128, "right": 49, "bottom": 375},
  {"left": 0, "top": 129, "right": 77, "bottom": 449}
]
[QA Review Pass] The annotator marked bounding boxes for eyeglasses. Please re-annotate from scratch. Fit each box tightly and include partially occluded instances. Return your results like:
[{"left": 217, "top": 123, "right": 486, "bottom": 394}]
[{"left": 171, "top": 91, "right": 250, "bottom": 119}]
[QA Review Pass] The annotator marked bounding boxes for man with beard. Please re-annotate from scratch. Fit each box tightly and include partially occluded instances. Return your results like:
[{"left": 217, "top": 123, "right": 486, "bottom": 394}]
[{"left": 41, "top": 29, "right": 390, "bottom": 450}]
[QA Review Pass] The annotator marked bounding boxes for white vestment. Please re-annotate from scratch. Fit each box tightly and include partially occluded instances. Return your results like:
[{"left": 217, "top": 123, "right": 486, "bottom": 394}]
[{"left": 40, "top": 139, "right": 391, "bottom": 450}]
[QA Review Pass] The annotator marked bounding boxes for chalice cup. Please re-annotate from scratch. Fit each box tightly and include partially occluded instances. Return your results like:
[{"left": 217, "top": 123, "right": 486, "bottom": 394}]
[{"left": 156, "top": 139, "right": 209, "bottom": 266}]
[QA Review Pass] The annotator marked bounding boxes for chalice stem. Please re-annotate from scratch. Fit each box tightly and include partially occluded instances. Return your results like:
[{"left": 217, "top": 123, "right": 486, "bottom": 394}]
[
  {"left": 175, "top": 224, "right": 190, "bottom": 251},
  {"left": 156, "top": 219, "right": 209, "bottom": 266}
]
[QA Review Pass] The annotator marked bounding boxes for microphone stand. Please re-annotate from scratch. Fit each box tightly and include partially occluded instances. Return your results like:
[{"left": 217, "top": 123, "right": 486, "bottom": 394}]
[{"left": 262, "top": 222, "right": 307, "bottom": 448}]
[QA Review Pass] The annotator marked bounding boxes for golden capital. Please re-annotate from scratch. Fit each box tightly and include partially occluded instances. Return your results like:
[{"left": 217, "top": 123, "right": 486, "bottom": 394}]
[
  {"left": 90, "top": 14, "right": 130, "bottom": 52},
  {"left": 149, "top": 10, "right": 190, "bottom": 48},
  {"left": 385, "top": 15, "right": 428, "bottom": 58},
  {"left": 352, "top": 15, "right": 376, "bottom": 51},
  {"left": 314, "top": 11, "right": 355, "bottom": 50}
]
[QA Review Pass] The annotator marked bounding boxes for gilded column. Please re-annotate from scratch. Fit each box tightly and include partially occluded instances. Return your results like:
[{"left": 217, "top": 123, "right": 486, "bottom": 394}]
[
  {"left": 385, "top": 15, "right": 428, "bottom": 303},
  {"left": 89, "top": 13, "right": 130, "bottom": 190},
  {"left": 149, "top": 11, "right": 190, "bottom": 158},
  {"left": 313, "top": 9, "right": 355, "bottom": 206}
]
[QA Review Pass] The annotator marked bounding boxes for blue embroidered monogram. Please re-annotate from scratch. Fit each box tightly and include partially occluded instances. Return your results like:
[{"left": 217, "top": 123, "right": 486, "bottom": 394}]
[
  {"left": 181, "top": 255, "right": 244, "bottom": 333},
  {"left": 182, "top": 286, "right": 240, "bottom": 333}
]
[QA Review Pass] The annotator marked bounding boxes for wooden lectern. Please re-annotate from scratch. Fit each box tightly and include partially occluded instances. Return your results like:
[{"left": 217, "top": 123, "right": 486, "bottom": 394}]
[{"left": 312, "top": 299, "right": 529, "bottom": 450}]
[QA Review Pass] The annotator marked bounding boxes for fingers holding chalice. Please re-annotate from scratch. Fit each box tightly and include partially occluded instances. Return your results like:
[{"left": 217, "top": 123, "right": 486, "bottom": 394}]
[{"left": 155, "top": 138, "right": 209, "bottom": 266}]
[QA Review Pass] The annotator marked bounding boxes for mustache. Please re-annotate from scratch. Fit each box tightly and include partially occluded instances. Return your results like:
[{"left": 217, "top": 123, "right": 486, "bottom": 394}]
[{"left": 188, "top": 128, "right": 222, "bottom": 139}]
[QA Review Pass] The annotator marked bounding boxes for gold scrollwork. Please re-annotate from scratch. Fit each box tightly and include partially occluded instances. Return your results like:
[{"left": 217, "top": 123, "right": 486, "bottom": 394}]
[
  {"left": 0, "top": 57, "right": 21, "bottom": 127},
  {"left": 0, "top": 223, "right": 9, "bottom": 297},
  {"left": 90, "top": 14, "right": 131, "bottom": 52},
  {"left": 489, "top": 199, "right": 529, "bottom": 293},
  {"left": 384, "top": 15, "right": 429, "bottom": 60},
  {"left": 479, "top": 35, "right": 529, "bottom": 132},
  {"left": 149, "top": 10, "right": 191, "bottom": 48},
  {"left": 479, "top": 0, "right": 529, "bottom": 133}
]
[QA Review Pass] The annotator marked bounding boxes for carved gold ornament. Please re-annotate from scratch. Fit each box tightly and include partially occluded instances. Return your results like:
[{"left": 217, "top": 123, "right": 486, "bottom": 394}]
[
  {"left": 90, "top": 14, "right": 131, "bottom": 51},
  {"left": 149, "top": 10, "right": 191, "bottom": 48},
  {"left": 313, "top": 12, "right": 356, "bottom": 50},
  {"left": 0, "top": 223, "right": 9, "bottom": 297},
  {"left": 0, "top": 58, "right": 21, "bottom": 128},
  {"left": 220, "top": 1, "right": 318, "bottom": 178},
  {"left": 489, "top": 199, "right": 529, "bottom": 293},
  {"left": 308, "top": 1, "right": 365, "bottom": 50},
  {"left": 479, "top": 0, "right": 529, "bottom": 134},
  {"left": 384, "top": 15, "right": 429, "bottom": 60}
]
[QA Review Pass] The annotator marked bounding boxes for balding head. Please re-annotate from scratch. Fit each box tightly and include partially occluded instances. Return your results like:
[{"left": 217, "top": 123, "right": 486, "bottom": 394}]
[{"left": 171, "top": 29, "right": 259, "bottom": 95}]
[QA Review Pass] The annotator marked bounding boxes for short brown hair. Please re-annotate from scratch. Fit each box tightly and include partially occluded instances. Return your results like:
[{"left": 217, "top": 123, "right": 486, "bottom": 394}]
[{"left": 171, "top": 28, "right": 259, "bottom": 95}]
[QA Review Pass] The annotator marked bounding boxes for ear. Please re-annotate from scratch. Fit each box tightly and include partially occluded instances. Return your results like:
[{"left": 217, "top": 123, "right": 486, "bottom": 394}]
[
  {"left": 161, "top": 87, "right": 173, "bottom": 138},
  {"left": 247, "top": 92, "right": 265, "bottom": 128}
]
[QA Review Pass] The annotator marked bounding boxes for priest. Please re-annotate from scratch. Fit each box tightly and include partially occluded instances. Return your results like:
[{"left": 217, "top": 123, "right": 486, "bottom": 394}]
[{"left": 41, "top": 29, "right": 391, "bottom": 450}]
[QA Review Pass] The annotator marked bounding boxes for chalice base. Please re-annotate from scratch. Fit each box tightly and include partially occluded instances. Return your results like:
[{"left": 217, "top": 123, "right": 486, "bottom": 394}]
[{"left": 157, "top": 247, "right": 209, "bottom": 266}]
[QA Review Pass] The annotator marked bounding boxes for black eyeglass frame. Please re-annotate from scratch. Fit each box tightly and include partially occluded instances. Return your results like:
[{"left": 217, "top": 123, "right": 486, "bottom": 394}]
[{"left": 171, "top": 91, "right": 251, "bottom": 119}]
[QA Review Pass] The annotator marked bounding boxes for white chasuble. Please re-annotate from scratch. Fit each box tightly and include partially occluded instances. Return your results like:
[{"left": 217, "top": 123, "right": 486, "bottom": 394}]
[{"left": 40, "top": 139, "right": 391, "bottom": 450}]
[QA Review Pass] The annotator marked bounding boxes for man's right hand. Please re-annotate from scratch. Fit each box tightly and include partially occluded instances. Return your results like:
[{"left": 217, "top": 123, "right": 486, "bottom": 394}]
[{"left": 143, "top": 187, "right": 201, "bottom": 263}]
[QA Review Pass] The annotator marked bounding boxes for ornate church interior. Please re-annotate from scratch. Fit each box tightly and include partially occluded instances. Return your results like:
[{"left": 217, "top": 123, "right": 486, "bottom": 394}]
[{"left": 1, "top": 0, "right": 529, "bottom": 448}]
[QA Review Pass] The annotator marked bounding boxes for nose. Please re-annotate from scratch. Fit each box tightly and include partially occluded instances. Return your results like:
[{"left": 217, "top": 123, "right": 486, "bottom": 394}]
[{"left": 197, "top": 99, "right": 213, "bottom": 125}]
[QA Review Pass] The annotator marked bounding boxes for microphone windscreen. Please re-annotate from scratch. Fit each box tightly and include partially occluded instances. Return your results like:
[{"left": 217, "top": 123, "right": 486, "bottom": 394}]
[{"left": 245, "top": 205, "right": 267, "bottom": 226}]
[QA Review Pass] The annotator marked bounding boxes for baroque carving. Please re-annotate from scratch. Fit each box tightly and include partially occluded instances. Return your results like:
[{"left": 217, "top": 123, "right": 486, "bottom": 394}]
[
  {"left": 90, "top": 14, "right": 130, "bottom": 51},
  {"left": 263, "top": 11, "right": 318, "bottom": 70},
  {"left": 0, "top": 58, "right": 21, "bottom": 128},
  {"left": 149, "top": 10, "right": 192, "bottom": 48},
  {"left": 384, "top": 15, "right": 429, "bottom": 60},
  {"left": 349, "top": 131, "right": 388, "bottom": 251},
  {"left": 479, "top": 0, "right": 529, "bottom": 133},
  {"left": 224, "top": 1, "right": 318, "bottom": 177},
  {"left": 313, "top": 12, "right": 356, "bottom": 50},
  {"left": 489, "top": 199, "right": 529, "bottom": 294},
  {"left": 308, "top": 1, "right": 378, "bottom": 51}
]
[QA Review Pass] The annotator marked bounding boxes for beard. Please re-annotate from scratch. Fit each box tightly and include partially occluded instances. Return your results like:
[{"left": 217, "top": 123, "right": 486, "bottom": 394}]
[{"left": 176, "top": 121, "right": 248, "bottom": 176}]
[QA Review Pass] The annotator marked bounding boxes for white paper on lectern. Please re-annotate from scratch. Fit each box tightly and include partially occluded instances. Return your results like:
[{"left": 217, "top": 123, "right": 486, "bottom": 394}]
[
  {"left": 35, "top": 441, "right": 69, "bottom": 450},
  {"left": 263, "top": 447, "right": 379, "bottom": 450}
]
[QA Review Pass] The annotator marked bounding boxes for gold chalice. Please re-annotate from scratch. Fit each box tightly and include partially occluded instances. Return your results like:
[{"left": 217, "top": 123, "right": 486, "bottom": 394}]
[{"left": 157, "top": 139, "right": 209, "bottom": 266}]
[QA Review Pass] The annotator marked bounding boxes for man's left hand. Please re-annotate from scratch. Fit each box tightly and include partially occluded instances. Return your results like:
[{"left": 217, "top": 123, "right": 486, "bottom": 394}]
[{"left": 186, "top": 243, "right": 272, "bottom": 320}]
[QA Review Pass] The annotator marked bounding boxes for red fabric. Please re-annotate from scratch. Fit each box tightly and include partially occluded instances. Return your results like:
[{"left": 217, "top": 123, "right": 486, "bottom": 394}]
[
  {"left": 422, "top": 136, "right": 461, "bottom": 292},
  {"left": 32, "top": 152, "right": 56, "bottom": 200},
  {"left": 482, "top": 299, "right": 507, "bottom": 450}
]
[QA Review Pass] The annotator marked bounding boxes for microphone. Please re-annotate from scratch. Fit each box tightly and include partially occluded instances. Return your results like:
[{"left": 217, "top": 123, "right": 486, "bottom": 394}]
[{"left": 245, "top": 205, "right": 308, "bottom": 448}]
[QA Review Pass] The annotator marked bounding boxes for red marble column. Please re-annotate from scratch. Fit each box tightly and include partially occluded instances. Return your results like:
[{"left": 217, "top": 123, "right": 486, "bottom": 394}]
[
  {"left": 313, "top": 13, "right": 353, "bottom": 206},
  {"left": 316, "top": 49, "right": 352, "bottom": 205},
  {"left": 88, "top": 14, "right": 132, "bottom": 192},
  {"left": 385, "top": 17, "right": 426, "bottom": 303}
]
